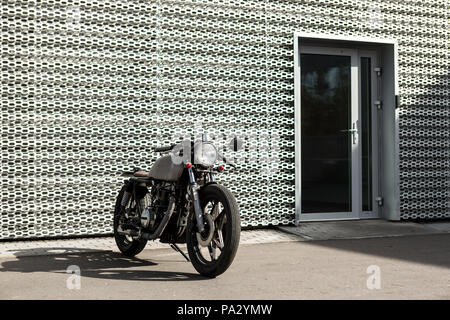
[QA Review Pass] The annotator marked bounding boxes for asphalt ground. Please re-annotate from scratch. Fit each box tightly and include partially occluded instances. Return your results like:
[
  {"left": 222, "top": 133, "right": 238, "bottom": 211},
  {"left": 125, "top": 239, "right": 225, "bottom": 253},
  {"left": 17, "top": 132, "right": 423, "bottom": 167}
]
[{"left": 0, "top": 234, "right": 449, "bottom": 299}]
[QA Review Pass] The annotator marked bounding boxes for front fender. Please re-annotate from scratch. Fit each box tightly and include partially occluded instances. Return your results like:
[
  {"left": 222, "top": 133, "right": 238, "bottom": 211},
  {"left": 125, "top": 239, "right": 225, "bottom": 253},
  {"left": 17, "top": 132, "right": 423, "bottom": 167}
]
[{"left": 200, "top": 181, "right": 218, "bottom": 192}]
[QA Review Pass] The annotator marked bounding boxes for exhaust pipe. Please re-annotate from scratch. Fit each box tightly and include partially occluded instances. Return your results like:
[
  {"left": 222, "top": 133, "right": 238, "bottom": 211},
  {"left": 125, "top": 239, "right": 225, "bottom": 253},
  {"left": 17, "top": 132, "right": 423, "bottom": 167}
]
[{"left": 117, "top": 196, "right": 176, "bottom": 241}]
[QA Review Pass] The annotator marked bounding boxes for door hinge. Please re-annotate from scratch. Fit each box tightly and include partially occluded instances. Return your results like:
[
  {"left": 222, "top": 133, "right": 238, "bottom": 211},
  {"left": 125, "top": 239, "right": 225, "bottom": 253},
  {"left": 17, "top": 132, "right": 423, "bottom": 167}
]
[
  {"left": 374, "top": 67, "right": 382, "bottom": 77},
  {"left": 374, "top": 100, "right": 383, "bottom": 110},
  {"left": 376, "top": 196, "right": 384, "bottom": 207}
]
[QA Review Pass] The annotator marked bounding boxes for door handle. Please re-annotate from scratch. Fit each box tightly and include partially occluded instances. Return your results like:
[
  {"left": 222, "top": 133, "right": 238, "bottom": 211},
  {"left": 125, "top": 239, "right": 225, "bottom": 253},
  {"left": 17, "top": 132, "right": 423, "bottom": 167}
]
[{"left": 340, "top": 122, "right": 358, "bottom": 144}]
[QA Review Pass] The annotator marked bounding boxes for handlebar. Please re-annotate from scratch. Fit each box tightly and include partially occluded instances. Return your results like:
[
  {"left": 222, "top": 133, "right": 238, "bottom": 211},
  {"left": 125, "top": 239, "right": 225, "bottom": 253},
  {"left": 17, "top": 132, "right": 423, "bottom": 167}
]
[
  {"left": 154, "top": 144, "right": 176, "bottom": 152},
  {"left": 223, "top": 158, "right": 236, "bottom": 169}
]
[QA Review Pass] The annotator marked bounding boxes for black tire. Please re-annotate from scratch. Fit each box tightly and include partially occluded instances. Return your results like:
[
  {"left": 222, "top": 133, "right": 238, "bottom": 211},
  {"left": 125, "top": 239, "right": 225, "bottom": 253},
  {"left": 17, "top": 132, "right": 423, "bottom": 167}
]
[
  {"left": 113, "top": 186, "right": 148, "bottom": 257},
  {"left": 186, "top": 184, "right": 240, "bottom": 278}
]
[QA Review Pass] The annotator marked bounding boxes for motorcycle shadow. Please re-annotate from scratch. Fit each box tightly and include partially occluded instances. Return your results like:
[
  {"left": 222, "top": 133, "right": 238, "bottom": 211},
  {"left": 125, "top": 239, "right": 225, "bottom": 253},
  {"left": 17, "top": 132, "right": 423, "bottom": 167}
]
[{"left": 0, "top": 248, "right": 207, "bottom": 281}]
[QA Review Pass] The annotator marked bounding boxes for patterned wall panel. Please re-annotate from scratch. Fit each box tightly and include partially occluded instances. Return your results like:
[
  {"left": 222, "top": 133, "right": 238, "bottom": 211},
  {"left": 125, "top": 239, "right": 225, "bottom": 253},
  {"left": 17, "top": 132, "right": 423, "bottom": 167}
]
[{"left": 1, "top": 0, "right": 448, "bottom": 239}]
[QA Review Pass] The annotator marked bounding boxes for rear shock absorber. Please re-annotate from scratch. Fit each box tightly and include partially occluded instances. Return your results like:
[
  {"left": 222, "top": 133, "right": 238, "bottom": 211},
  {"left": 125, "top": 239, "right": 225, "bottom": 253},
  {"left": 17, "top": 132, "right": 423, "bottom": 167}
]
[{"left": 121, "top": 180, "right": 133, "bottom": 210}]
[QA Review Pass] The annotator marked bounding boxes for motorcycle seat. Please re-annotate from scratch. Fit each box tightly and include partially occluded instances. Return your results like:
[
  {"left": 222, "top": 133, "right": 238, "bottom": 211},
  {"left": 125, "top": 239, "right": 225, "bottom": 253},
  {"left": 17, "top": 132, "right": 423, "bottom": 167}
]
[{"left": 133, "top": 170, "right": 151, "bottom": 177}]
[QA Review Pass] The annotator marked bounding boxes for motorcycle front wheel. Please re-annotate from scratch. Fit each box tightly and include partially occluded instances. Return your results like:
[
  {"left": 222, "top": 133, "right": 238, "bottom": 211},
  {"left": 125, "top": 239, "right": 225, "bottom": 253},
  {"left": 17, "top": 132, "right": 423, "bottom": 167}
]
[{"left": 186, "top": 184, "right": 241, "bottom": 278}]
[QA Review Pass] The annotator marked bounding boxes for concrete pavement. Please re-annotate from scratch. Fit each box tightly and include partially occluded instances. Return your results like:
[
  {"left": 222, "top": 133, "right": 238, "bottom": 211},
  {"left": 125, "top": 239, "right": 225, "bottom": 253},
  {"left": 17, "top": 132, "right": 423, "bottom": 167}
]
[{"left": 1, "top": 234, "right": 449, "bottom": 299}]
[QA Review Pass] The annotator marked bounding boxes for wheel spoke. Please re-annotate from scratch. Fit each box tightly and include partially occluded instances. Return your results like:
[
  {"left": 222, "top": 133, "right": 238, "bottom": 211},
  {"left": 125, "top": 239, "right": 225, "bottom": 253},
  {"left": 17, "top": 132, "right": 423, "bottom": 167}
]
[
  {"left": 215, "top": 229, "right": 224, "bottom": 249},
  {"left": 212, "top": 239, "right": 222, "bottom": 251},
  {"left": 208, "top": 244, "right": 216, "bottom": 261},
  {"left": 210, "top": 201, "right": 219, "bottom": 220},
  {"left": 216, "top": 210, "right": 226, "bottom": 229}
]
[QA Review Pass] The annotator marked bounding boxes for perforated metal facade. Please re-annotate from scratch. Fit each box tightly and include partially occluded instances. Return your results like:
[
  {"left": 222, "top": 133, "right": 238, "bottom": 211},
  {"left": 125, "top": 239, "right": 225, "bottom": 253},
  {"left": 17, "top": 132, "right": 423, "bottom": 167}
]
[{"left": 1, "top": 0, "right": 448, "bottom": 239}]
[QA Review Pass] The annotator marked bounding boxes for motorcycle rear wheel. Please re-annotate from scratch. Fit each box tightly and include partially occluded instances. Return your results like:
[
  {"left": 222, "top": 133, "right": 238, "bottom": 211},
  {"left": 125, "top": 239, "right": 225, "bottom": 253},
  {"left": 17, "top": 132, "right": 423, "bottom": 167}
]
[
  {"left": 113, "top": 186, "right": 148, "bottom": 257},
  {"left": 186, "top": 184, "right": 241, "bottom": 278}
]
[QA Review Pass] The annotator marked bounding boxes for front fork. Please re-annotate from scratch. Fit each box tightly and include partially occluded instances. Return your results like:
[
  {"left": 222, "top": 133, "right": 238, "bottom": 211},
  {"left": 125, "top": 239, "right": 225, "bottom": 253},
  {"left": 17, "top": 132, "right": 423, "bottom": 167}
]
[{"left": 187, "top": 167, "right": 210, "bottom": 233}]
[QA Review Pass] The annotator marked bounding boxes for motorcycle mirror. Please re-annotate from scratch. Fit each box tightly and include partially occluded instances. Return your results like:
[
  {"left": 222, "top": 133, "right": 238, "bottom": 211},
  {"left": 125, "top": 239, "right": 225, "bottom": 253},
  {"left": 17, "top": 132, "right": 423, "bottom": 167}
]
[{"left": 229, "top": 136, "right": 243, "bottom": 152}]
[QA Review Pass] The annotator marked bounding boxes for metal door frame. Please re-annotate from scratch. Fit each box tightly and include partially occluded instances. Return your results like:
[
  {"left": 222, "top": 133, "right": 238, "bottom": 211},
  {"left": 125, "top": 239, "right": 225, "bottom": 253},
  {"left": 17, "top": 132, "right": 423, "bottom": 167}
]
[
  {"left": 358, "top": 50, "right": 380, "bottom": 219},
  {"left": 294, "top": 32, "right": 400, "bottom": 225},
  {"left": 294, "top": 46, "right": 384, "bottom": 223}
]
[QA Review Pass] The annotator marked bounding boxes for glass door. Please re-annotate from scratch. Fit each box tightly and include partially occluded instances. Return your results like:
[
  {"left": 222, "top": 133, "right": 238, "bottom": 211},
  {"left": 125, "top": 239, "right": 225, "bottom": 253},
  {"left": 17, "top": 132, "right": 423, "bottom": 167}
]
[{"left": 298, "top": 46, "right": 360, "bottom": 221}]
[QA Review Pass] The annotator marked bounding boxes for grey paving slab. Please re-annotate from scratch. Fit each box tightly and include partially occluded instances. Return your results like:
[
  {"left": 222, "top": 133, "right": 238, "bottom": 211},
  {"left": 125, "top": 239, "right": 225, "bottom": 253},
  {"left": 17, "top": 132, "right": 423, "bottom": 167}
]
[{"left": 277, "top": 220, "right": 447, "bottom": 241}]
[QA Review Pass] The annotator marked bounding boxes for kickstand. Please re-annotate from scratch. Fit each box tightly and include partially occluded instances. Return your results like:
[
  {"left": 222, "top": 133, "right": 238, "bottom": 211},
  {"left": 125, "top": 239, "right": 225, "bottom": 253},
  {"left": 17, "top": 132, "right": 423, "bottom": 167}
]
[{"left": 170, "top": 243, "right": 190, "bottom": 262}]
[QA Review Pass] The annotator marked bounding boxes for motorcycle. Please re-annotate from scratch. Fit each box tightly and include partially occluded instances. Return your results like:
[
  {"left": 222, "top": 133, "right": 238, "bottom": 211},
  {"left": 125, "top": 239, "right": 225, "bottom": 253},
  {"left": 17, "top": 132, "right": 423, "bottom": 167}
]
[{"left": 114, "top": 134, "right": 242, "bottom": 277}]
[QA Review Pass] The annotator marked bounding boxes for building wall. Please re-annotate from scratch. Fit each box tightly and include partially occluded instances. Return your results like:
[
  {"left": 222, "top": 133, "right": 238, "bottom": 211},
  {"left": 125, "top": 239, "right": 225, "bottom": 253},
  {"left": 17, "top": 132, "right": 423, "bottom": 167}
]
[{"left": 1, "top": 0, "right": 448, "bottom": 239}]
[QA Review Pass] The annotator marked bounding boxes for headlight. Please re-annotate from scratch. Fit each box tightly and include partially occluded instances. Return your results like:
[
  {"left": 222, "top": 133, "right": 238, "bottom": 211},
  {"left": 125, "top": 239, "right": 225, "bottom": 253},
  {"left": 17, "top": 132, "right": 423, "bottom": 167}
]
[{"left": 194, "top": 142, "right": 217, "bottom": 167}]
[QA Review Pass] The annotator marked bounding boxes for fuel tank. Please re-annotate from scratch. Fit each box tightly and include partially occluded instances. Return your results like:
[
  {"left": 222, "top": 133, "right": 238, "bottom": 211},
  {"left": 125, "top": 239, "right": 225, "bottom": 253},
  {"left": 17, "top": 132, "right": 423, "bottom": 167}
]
[{"left": 148, "top": 155, "right": 184, "bottom": 181}]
